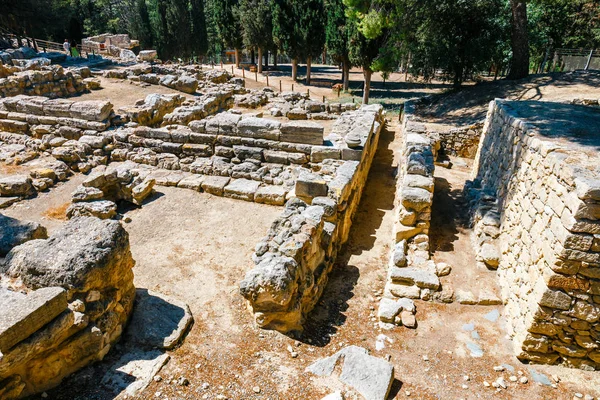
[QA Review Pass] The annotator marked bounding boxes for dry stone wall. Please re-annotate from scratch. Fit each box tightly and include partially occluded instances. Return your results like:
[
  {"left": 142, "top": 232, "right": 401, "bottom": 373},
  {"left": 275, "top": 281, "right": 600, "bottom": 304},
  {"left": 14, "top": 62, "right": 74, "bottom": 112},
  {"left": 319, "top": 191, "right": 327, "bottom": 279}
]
[
  {"left": 471, "top": 99, "right": 600, "bottom": 370},
  {"left": 436, "top": 122, "right": 483, "bottom": 159},
  {"left": 380, "top": 101, "right": 450, "bottom": 313},
  {"left": 239, "top": 105, "right": 385, "bottom": 332},
  {"left": 0, "top": 217, "right": 135, "bottom": 398},
  {"left": 0, "top": 66, "right": 88, "bottom": 98}
]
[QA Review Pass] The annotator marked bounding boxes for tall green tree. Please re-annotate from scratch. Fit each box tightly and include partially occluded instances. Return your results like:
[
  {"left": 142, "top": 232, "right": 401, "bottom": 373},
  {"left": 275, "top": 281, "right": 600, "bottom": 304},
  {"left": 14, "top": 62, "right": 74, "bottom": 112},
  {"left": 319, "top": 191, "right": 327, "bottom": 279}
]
[
  {"left": 190, "top": 0, "right": 208, "bottom": 57},
  {"left": 237, "top": 0, "right": 274, "bottom": 73},
  {"left": 300, "top": 0, "right": 326, "bottom": 84},
  {"left": 325, "top": 0, "right": 351, "bottom": 90},
  {"left": 213, "top": 0, "right": 243, "bottom": 66}
]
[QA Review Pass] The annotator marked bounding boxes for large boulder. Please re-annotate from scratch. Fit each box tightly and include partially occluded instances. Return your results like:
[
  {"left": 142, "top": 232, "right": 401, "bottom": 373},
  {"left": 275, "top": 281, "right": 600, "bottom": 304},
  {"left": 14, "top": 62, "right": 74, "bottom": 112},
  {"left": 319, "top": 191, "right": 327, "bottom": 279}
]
[
  {"left": 3, "top": 217, "right": 135, "bottom": 293},
  {"left": 0, "top": 214, "right": 47, "bottom": 256}
]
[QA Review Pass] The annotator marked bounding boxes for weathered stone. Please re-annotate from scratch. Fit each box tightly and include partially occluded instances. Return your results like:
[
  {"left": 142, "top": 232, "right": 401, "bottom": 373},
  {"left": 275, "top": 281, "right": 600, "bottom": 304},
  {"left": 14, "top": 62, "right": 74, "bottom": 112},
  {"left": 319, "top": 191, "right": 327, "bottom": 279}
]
[
  {"left": 126, "top": 289, "right": 193, "bottom": 350},
  {"left": 70, "top": 100, "right": 113, "bottom": 122},
  {"left": 295, "top": 171, "right": 328, "bottom": 199},
  {"left": 0, "top": 214, "right": 47, "bottom": 256},
  {"left": 0, "top": 175, "right": 33, "bottom": 197},
  {"left": 0, "top": 287, "right": 67, "bottom": 352},
  {"left": 255, "top": 185, "right": 287, "bottom": 206},
  {"left": 306, "top": 346, "right": 394, "bottom": 400},
  {"left": 67, "top": 200, "right": 118, "bottom": 219},
  {"left": 401, "top": 187, "right": 432, "bottom": 212},
  {"left": 236, "top": 117, "right": 280, "bottom": 140},
  {"left": 280, "top": 121, "right": 324, "bottom": 145},
  {"left": 389, "top": 267, "right": 440, "bottom": 290},
  {"left": 4, "top": 217, "right": 134, "bottom": 292},
  {"left": 378, "top": 298, "right": 403, "bottom": 323},
  {"left": 539, "top": 289, "right": 572, "bottom": 311},
  {"left": 201, "top": 176, "right": 230, "bottom": 196},
  {"left": 224, "top": 179, "right": 261, "bottom": 201}
]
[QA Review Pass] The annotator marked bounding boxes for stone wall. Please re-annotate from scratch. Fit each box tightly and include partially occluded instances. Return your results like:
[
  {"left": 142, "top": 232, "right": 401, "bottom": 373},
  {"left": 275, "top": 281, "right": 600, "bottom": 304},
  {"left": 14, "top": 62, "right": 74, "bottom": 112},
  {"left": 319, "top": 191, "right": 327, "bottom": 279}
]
[
  {"left": 471, "top": 99, "right": 600, "bottom": 370},
  {"left": 0, "top": 217, "right": 135, "bottom": 398},
  {"left": 436, "top": 122, "right": 483, "bottom": 159},
  {"left": 0, "top": 66, "right": 88, "bottom": 98},
  {"left": 382, "top": 102, "right": 448, "bottom": 307},
  {"left": 239, "top": 105, "right": 385, "bottom": 332}
]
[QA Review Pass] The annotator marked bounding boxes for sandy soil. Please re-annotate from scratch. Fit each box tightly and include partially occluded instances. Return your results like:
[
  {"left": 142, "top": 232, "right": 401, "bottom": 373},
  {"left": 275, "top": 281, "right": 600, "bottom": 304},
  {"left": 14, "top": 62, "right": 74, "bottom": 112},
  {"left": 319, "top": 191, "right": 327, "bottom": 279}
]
[{"left": 73, "top": 76, "right": 191, "bottom": 109}]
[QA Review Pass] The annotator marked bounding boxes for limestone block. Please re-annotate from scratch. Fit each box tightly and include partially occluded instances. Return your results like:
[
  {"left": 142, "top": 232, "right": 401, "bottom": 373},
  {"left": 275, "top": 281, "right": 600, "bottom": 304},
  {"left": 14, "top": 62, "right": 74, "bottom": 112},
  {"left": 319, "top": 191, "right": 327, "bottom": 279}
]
[
  {"left": 201, "top": 176, "right": 230, "bottom": 196},
  {"left": 401, "top": 187, "right": 432, "bottom": 212},
  {"left": 177, "top": 175, "right": 205, "bottom": 191},
  {"left": 236, "top": 117, "right": 280, "bottom": 140},
  {"left": 387, "top": 283, "right": 421, "bottom": 299},
  {"left": 70, "top": 100, "right": 113, "bottom": 122},
  {"left": 255, "top": 185, "right": 287, "bottom": 206},
  {"left": 310, "top": 146, "right": 341, "bottom": 163},
  {"left": 539, "top": 289, "right": 572, "bottom": 311},
  {"left": 0, "top": 214, "right": 48, "bottom": 256},
  {"left": 280, "top": 121, "right": 324, "bottom": 145},
  {"left": 224, "top": 179, "right": 261, "bottom": 202},
  {"left": 389, "top": 267, "right": 440, "bottom": 290},
  {"left": 0, "top": 287, "right": 67, "bottom": 352},
  {"left": 295, "top": 171, "right": 328, "bottom": 199},
  {"left": 0, "top": 175, "right": 33, "bottom": 197}
]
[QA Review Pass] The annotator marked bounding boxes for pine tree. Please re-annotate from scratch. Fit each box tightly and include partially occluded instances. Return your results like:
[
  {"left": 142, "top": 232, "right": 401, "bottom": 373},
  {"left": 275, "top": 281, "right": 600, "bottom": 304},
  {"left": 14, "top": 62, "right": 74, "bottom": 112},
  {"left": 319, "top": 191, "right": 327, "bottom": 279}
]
[
  {"left": 213, "top": 0, "right": 244, "bottom": 66},
  {"left": 325, "top": 0, "right": 351, "bottom": 90},
  {"left": 237, "top": 0, "right": 273, "bottom": 73},
  {"left": 190, "top": 0, "right": 208, "bottom": 58}
]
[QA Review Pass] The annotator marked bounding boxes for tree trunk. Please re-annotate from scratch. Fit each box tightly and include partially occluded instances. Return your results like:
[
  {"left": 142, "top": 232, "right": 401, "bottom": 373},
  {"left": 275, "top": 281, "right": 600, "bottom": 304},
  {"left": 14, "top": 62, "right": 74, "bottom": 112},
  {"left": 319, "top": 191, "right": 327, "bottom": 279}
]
[
  {"left": 363, "top": 68, "right": 372, "bottom": 105},
  {"left": 508, "top": 0, "right": 529, "bottom": 79},
  {"left": 306, "top": 56, "right": 312, "bottom": 85},
  {"left": 273, "top": 48, "right": 278, "bottom": 67},
  {"left": 292, "top": 58, "right": 298, "bottom": 81},
  {"left": 264, "top": 50, "right": 269, "bottom": 69},
  {"left": 342, "top": 59, "right": 350, "bottom": 92},
  {"left": 234, "top": 48, "right": 240, "bottom": 68},
  {"left": 251, "top": 49, "right": 255, "bottom": 65},
  {"left": 257, "top": 48, "right": 263, "bottom": 73}
]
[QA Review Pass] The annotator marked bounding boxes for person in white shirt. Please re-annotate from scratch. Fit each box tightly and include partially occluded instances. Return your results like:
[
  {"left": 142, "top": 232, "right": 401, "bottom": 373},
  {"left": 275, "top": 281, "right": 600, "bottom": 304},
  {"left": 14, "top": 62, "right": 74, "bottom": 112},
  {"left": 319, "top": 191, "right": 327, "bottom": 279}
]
[{"left": 63, "top": 39, "right": 70, "bottom": 55}]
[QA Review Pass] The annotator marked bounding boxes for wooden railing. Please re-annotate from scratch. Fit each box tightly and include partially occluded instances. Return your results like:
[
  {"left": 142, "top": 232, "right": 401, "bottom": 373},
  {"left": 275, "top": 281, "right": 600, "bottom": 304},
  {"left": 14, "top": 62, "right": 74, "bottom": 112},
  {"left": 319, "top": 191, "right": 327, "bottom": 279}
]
[{"left": 4, "top": 33, "right": 94, "bottom": 57}]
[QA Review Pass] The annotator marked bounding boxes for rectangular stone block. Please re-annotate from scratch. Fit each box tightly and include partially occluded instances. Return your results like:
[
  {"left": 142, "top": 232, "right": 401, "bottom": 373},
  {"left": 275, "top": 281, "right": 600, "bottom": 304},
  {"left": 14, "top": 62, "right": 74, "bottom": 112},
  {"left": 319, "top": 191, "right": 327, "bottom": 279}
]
[
  {"left": 236, "top": 117, "right": 281, "bottom": 140},
  {"left": 201, "top": 176, "right": 230, "bottom": 196},
  {"left": 389, "top": 267, "right": 440, "bottom": 290},
  {"left": 295, "top": 171, "right": 328, "bottom": 199},
  {"left": 224, "top": 179, "right": 261, "bottom": 201},
  {"left": 310, "top": 146, "right": 341, "bottom": 163},
  {"left": 280, "top": 121, "right": 324, "bottom": 145},
  {"left": 255, "top": 185, "right": 287, "bottom": 206},
  {"left": 0, "top": 287, "right": 67, "bottom": 352}
]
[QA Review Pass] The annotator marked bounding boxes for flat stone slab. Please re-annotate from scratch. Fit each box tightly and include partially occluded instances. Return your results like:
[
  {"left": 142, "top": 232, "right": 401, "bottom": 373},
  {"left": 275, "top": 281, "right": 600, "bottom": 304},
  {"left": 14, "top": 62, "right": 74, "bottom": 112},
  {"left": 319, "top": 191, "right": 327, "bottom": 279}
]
[
  {"left": 224, "top": 179, "right": 261, "bottom": 201},
  {"left": 201, "top": 176, "right": 230, "bottom": 196},
  {"left": 306, "top": 346, "right": 394, "bottom": 400},
  {"left": 126, "top": 289, "right": 193, "bottom": 350},
  {"left": 0, "top": 287, "right": 67, "bottom": 352},
  {"left": 101, "top": 349, "right": 170, "bottom": 396},
  {"left": 280, "top": 121, "right": 324, "bottom": 145},
  {"left": 177, "top": 174, "right": 205, "bottom": 191},
  {"left": 0, "top": 197, "right": 19, "bottom": 209},
  {"left": 389, "top": 266, "right": 440, "bottom": 290},
  {"left": 255, "top": 185, "right": 287, "bottom": 206}
]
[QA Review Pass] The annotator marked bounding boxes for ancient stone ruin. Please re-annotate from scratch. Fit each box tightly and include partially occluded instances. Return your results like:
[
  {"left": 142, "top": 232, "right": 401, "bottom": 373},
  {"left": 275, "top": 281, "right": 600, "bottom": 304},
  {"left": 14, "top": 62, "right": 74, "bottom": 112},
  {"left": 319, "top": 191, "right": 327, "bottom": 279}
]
[{"left": 1, "top": 49, "right": 599, "bottom": 399}]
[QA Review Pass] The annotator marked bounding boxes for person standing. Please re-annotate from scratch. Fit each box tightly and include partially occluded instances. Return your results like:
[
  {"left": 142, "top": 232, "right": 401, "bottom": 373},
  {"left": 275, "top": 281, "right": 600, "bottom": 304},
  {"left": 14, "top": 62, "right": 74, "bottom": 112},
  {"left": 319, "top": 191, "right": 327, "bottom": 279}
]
[
  {"left": 70, "top": 40, "right": 79, "bottom": 58},
  {"left": 63, "top": 39, "right": 70, "bottom": 55}
]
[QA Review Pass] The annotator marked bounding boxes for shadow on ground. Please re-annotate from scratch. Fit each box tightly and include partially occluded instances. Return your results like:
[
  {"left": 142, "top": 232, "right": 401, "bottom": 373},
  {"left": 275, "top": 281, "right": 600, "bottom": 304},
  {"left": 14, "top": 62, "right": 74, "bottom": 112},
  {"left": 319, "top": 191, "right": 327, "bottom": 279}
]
[{"left": 301, "top": 123, "right": 397, "bottom": 346}]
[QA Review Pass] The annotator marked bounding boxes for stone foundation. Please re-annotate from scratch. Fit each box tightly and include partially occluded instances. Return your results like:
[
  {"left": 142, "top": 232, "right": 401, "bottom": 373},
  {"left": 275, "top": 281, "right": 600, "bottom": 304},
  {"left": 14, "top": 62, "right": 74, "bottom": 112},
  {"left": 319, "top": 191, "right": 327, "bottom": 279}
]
[
  {"left": 239, "top": 105, "right": 384, "bottom": 332},
  {"left": 436, "top": 122, "right": 483, "bottom": 159},
  {"left": 471, "top": 99, "right": 600, "bottom": 370},
  {"left": 0, "top": 65, "right": 88, "bottom": 98},
  {"left": 0, "top": 217, "right": 135, "bottom": 398}
]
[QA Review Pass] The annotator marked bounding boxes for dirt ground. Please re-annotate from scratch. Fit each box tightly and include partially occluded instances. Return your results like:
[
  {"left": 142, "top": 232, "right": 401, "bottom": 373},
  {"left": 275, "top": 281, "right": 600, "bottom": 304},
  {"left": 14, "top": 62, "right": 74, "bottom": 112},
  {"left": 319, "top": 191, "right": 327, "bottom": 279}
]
[{"left": 74, "top": 76, "right": 190, "bottom": 109}]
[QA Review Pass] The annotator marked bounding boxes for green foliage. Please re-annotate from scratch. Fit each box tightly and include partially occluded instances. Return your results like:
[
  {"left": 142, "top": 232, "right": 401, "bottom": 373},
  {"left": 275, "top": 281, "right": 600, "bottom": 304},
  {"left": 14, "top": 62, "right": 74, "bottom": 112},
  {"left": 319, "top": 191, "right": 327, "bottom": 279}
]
[
  {"left": 212, "top": 0, "right": 243, "bottom": 50},
  {"left": 236, "top": 0, "right": 274, "bottom": 51},
  {"left": 325, "top": 0, "right": 350, "bottom": 64},
  {"left": 272, "top": 0, "right": 325, "bottom": 61}
]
